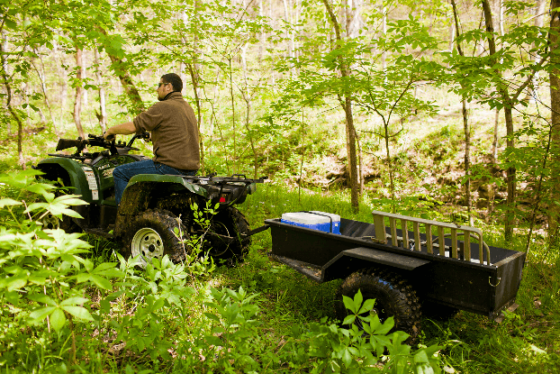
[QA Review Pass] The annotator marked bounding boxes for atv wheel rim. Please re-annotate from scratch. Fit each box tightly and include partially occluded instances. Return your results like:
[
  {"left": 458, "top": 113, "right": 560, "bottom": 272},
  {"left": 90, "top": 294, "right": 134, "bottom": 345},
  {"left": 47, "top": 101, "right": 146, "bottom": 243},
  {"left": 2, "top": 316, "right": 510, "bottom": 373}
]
[{"left": 131, "top": 228, "right": 165, "bottom": 266}]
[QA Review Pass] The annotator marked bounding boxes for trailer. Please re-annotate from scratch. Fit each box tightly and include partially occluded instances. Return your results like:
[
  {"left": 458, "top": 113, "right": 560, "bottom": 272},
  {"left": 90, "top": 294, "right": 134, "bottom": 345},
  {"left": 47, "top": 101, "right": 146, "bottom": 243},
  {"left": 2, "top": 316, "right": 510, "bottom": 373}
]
[{"left": 266, "top": 211, "right": 526, "bottom": 340}]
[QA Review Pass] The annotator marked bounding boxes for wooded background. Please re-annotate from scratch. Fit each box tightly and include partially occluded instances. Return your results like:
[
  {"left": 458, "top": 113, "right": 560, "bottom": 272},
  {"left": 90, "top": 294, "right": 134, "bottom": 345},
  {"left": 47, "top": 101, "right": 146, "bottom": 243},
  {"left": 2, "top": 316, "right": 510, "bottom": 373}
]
[{"left": 2, "top": 0, "right": 560, "bottom": 244}]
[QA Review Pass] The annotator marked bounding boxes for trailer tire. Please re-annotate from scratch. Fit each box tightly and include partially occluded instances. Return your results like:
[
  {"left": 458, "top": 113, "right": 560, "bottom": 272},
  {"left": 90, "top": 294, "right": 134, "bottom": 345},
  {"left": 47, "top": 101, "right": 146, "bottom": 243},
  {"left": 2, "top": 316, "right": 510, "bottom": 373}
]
[
  {"left": 122, "top": 209, "right": 188, "bottom": 267},
  {"left": 335, "top": 268, "right": 422, "bottom": 343}
]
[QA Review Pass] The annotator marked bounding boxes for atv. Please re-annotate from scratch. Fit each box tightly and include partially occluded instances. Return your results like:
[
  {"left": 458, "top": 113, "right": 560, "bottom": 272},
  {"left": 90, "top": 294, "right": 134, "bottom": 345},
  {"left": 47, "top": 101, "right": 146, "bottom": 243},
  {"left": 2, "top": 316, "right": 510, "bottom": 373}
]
[{"left": 35, "top": 133, "right": 267, "bottom": 265}]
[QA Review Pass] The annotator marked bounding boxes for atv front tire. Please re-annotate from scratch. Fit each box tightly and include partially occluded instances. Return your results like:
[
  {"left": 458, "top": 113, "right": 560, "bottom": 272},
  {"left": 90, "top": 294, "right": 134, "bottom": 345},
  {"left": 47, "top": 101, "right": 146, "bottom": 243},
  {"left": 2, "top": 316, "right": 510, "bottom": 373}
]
[
  {"left": 122, "top": 209, "right": 188, "bottom": 267},
  {"left": 335, "top": 268, "right": 422, "bottom": 343}
]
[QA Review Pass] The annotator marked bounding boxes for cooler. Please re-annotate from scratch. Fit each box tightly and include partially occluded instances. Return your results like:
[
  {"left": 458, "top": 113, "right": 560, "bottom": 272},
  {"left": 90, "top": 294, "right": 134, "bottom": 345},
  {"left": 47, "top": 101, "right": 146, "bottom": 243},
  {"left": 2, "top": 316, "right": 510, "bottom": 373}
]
[{"left": 280, "top": 211, "right": 341, "bottom": 234}]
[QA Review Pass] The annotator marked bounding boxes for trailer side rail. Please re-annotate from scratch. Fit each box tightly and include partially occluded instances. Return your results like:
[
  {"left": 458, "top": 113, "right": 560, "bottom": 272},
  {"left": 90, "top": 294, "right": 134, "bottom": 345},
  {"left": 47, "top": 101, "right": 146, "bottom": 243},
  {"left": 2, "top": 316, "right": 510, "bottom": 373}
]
[{"left": 371, "top": 210, "right": 492, "bottom": 265}]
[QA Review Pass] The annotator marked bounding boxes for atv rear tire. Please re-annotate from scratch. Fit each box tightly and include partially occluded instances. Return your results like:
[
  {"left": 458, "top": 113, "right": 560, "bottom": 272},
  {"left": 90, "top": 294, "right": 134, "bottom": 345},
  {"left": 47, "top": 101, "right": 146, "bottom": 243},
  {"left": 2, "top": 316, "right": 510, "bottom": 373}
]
[
  {"left": 335, "top": 268, "right": 422, "bottom": 343},
  {"left": 206, "top": 207, "right": 251, "bottom": 264},
  {"left": 122, "top": 209, "right": 188, "bottom": 267}
]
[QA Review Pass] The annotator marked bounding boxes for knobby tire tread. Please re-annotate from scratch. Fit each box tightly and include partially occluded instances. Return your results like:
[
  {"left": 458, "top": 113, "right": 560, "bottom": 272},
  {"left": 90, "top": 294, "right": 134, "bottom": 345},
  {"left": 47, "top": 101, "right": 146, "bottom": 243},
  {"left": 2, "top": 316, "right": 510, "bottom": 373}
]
[
  {"left": 122, "top": 209, "right": 188, "bottom": 264},
  {"left": 335, "top": 268, "right": 422, "bottom": 343}
]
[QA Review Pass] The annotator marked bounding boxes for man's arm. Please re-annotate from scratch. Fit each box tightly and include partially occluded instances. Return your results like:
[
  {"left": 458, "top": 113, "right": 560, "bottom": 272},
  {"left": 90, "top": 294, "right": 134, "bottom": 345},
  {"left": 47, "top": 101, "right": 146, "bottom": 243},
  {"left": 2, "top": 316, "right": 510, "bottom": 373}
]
[{"left": 104, "top": 121, "right": 136, "bottom": 140}]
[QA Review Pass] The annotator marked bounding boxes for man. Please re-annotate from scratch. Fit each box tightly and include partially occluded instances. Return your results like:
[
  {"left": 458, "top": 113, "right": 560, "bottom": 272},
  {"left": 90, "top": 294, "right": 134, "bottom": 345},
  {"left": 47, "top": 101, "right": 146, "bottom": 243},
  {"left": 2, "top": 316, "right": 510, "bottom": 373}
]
[{"left": 104, "top": 73, "right": 199, "bottom": 205}]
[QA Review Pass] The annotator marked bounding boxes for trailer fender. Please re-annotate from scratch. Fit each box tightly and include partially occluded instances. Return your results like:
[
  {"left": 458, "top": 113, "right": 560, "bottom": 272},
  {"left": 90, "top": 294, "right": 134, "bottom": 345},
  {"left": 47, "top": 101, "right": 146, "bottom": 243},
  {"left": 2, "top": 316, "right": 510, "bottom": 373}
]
[{"left": 323, "top": 247, "right": 431, "bottom": 281}]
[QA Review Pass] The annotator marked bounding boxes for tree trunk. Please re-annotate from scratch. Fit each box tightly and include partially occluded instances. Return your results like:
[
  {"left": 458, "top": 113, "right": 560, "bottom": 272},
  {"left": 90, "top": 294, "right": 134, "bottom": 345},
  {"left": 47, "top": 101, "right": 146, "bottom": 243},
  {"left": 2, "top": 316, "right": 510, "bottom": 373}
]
[
  {"left": 1, "top": 32, "right": 10, "bottom": 136},
  {"left": 24, "top": 82, "right": 31, "bottom": 128},
  {"left": 526, "top": 0, "right": 546, "bottom": 102},
  {"left": 1, "top": 39, "right": 25, "bottom": 168},
  {"left": 383, "top": 121, "right": 396, "bottom": 207},
  {"left": 73, "top": 48, "right": 85, "bottom": 139},
  {"left": 258, "top": 0, "right": 264, "bottom": 62},
  {"left": 82, "top": 50, "right": 88, "bottom": 108},
  {"left": 451, "top": 0, "right": 473, "bottom": 224},
  {"left": 549, "top": 0, "right": 560, "bottom": 245},
  {"left": 322, "top": 0, "right": 359, "bottom": 212},
  {"left": 482, "top": 0, "right": 516, "bottom": 240},
  {"left": 184, "top": 1, "right": 205, "bottom": 169},
  {"left": 229, "top": 57, "right": 237, "bottom": 173},
  {"left": 240, "top": 45, "right": 259, "bottom": 179},
  {"left": 33, "top": 51, "right": 59, "bottom": 135},
  {"left": 94, "top": 48, "right": 107, "bottom": 132},
  {"left": 96, "top": 28, "right": 144, "bottom": 115}
]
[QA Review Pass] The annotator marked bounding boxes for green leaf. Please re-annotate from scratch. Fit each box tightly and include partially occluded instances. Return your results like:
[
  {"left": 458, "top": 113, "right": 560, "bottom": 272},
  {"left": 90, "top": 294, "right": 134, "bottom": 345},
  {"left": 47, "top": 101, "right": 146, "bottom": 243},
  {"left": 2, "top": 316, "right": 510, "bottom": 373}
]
[
  {"left": 5, "top": 19, "right": 17, "bottom": 30},
  {"left": 358, "top": 299, "right": 375, "bottom": 315},
  {"left": 61, "top": 297, "right": 90, "bottom": 306},
  {"left": 90, "top": 275, "right": 113, "bottom": 290},
  {"left": 341, "top": 348, "right": 352, "bottom": 367},
  {"left": 342, "top": 294, "right": 357, "bottom": 314},
  {"left": 62, "top": 306, "right": 93, "bottom": 321},
  {"left": 152, "top": 298, "right": 165, "bottom": 311},
  {"left": 414, "top": 349, "right": 430, "bottom": 364},
  {"left": 6, "top": 275, "right": 27, "bottom": 291},
  {"left": 50, "top": 308, "right": 66, "bottom": 331},
  {"left": 28, "top": 294, "right": 57, "bottom": 306},
  {"left": 0, "top": 199, "right": 22, "bottom": 208},
  {"left": 342, "top": 314, "right": 356, "bottom": 325},
  {"left": 353, "top": 290, "right": 363, "bottom": 311},
  {"left": 204, "top": 312, "right": 220, "bottom": 322},
  {"left": 29, "top": 306, "right": 56, "bottom": 321},
  {"left": 376, "top": 316, "right": 395, "bottom": 335}
]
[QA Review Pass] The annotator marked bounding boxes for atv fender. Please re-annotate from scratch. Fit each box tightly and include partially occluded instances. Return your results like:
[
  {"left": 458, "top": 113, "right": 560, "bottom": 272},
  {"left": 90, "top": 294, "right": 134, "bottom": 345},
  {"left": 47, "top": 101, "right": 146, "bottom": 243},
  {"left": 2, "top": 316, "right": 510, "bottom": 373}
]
[
  {"left": 36, "top": 158, "right": 95, "bottom": 202},
  {"left": 115, "top": 175, "right": 208, "bottom": 238}
]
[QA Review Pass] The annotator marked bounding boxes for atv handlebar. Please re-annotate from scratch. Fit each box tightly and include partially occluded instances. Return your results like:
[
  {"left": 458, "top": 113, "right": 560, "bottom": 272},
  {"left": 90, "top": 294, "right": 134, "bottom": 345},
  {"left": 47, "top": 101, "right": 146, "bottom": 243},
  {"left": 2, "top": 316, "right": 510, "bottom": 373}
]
[{"left": 54, "top": 132, "right": 150, "bottom": 155}]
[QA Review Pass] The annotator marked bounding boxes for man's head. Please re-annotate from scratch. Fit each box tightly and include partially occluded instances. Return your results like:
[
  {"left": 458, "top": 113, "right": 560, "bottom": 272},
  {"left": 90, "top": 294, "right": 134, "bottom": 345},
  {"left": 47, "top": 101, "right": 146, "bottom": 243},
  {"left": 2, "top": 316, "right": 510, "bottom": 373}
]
[{"left": 156, "top": 73, "right": 183, "bottom": 101}]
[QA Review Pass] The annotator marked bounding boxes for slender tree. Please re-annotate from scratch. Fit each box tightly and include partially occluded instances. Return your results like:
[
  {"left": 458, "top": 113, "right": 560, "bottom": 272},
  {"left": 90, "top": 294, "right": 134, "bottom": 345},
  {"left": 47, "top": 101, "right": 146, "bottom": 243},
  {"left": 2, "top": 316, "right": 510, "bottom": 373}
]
[
  {"left": 93, "top": 48, "right": 107, "bottom": 132},
  {"left": 451, "top": 0, "right": 473, "bottom": 225},
  {"left": 549, "top": 0, "right": 560, "bottom": 244},
  {"left": 321, "top": 0, "right": 360, "bottom": 212},
  {"left": 73, "top": 47, "right": 85, "bottom": 139}
]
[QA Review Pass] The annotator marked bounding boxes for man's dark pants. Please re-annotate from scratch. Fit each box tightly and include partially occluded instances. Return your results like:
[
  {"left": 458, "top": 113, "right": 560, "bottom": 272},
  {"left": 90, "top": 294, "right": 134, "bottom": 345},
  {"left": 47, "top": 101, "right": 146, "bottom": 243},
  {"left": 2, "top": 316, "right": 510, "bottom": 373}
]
[{"left": 113, "top": 160, "right": 197, "bottom": 205}]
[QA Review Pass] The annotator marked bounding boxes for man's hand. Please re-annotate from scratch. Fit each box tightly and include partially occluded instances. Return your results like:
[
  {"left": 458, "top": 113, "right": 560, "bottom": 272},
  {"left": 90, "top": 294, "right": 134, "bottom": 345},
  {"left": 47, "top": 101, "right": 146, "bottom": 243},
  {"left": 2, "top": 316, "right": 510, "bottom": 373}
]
[
  {"left": 104, "top": 131, "right": 116, "bottom": 141},
  {"left": 103, "top": 122, "right": 136, "bottom": 141}
]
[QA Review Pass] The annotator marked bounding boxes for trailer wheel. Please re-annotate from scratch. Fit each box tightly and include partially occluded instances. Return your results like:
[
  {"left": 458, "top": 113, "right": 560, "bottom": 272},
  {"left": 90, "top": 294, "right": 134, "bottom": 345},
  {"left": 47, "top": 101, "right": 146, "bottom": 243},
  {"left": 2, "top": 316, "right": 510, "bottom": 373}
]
[
  {"left": 335, "top": 268, "right": 422, "bottom": 342},
  {"left": 122, "top": 209, "right": 189, "bottom": 267},
  {"left": 206, "top": 207, "right": 251, "bottom": 265}
]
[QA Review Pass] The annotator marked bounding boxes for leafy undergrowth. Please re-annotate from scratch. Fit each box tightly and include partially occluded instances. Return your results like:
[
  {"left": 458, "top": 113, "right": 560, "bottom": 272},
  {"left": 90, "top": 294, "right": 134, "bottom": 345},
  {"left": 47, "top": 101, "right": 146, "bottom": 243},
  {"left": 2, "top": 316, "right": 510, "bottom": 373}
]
[
  {"left": 1, "top": 169, "right": 558, "bottom": 373},
  {"left": 0, "top": 170, "right": 447, "bottom": 373}
]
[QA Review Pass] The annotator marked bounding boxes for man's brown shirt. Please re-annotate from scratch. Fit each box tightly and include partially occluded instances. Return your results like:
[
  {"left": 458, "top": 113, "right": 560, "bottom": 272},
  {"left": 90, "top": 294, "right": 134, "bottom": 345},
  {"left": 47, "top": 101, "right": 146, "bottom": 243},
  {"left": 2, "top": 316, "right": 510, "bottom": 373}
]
[{"left": 133, "top": 92, "right": 200, "bottom": 171}]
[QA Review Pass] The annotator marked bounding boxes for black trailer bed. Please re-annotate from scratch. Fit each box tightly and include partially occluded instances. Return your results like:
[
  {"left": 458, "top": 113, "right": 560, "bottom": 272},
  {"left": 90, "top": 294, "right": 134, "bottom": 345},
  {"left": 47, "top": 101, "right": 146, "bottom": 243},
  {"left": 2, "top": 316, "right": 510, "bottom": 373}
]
[{"left": 266, "top": 217, "right": 526, "bottom": 319}]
